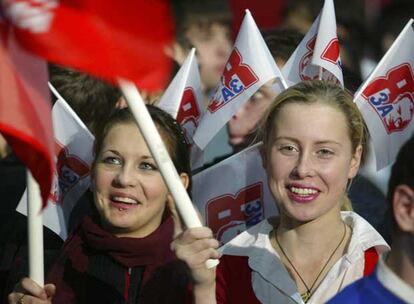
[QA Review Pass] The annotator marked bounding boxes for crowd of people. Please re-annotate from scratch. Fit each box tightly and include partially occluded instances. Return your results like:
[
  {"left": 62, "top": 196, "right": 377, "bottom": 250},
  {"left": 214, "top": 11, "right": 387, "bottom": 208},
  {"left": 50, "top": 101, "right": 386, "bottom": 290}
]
[{"left": 1, "top": 0, "right": 413, "bottom": 303}]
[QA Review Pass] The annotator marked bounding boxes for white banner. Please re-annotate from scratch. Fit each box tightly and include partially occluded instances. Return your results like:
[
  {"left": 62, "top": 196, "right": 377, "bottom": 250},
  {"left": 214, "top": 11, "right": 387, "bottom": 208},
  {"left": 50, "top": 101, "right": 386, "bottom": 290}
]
[
  {"left": 282, "top": 0, "right": 343, "bottom": 86},
  {"left": 192, "top": 143, "right": 278, "bottom": 245},
  {"left": 193, "top": 10, "right": 287, "bottom": 149},
  {"left": 17, "top": 87, "right": 94, "bottom": 240},
  {"left": 354, "top": 19, "right": 414, "bottom": 170}
]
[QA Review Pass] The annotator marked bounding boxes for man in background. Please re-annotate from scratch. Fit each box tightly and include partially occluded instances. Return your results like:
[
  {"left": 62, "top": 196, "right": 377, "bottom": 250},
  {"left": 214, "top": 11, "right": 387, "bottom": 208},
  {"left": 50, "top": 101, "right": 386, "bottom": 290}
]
[{"left": 328, "top": 138, "right": 414, "bottom": 304}]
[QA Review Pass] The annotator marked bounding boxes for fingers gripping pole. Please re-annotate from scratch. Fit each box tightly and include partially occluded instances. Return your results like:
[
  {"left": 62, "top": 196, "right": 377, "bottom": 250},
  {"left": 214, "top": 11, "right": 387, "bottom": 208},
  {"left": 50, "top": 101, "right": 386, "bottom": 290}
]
[{"left": 118, "top": 79, "right": 219, "bottom": 269}]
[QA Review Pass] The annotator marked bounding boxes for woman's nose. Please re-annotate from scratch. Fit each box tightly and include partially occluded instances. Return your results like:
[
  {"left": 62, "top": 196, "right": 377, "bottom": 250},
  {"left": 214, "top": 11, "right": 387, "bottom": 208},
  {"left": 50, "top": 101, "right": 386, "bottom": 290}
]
[
  {"left": 293, "top": 153, "right": 316, "bottom": 179},
  {"left": 114, "top": 165, "right": 138, "bottom": 187}
]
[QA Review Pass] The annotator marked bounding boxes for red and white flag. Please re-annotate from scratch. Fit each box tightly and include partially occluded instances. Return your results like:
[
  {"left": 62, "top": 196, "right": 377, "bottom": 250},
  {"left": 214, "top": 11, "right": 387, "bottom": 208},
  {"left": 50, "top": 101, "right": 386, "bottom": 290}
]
[
  {"left": 158, "top": 49, "right": 205, "bottom": 169},
  {"left": 193, "top": 10, "right": 287, "bottom": 149},
  {"left": 0, "top": 21, "right": 54, "bottom": 207},
  {"left": 1, "top": 0, "right": 174, "bottom": 92},
  {"left": 354, "top": 19, "right": 414, "bottom": 170},
  {"left": 192, "top": 143, "right": 278, "bottom": 244},
  {"left": 17, "top": 89, "right": 94, "bottom": 240},
  {"left": 282, "top": 0, "right": 343, "bottom": 87}
]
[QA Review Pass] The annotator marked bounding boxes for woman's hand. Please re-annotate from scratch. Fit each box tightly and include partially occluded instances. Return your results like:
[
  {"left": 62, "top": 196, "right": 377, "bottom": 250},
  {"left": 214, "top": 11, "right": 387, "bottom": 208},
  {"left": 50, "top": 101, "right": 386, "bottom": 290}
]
[
  {"left": 172, "top": 227, "right": 220, "bottom": 285},
  {"left": 168, "top": 196, "right": 219, "bottom": 303},
  {"left": 8, "top": 278, "right": 55, "bottom": 304}
]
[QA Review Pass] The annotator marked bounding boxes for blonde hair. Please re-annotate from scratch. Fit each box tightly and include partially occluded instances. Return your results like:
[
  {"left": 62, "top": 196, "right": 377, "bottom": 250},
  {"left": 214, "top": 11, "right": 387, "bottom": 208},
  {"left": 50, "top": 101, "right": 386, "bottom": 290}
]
[{"left": 259, "top": 80, "right": 368, "bottom": 210}]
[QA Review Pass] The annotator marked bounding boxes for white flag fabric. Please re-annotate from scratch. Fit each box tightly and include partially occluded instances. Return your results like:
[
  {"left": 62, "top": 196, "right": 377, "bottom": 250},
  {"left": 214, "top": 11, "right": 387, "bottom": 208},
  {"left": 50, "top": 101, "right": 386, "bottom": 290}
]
[
  {"left": 158, "top": 48, "right": 204, "bottom": 122},
  {"left": 282, "top": 0, "right": 343, "bottom": 87},
  {"left": 158, "top": 48, "right": 205, "bottom": 169},
  {"left": 192, "top": 143, "right": 278, "bottom": 244},
  {"left": 17, "top": 88, "right": 94, "bottom": 240},
  {"left": 193, "top": 10, "right": 287, "bottom": 149},
  {"left": 354, "top": 19, "right": 414, "bottom": 170}
]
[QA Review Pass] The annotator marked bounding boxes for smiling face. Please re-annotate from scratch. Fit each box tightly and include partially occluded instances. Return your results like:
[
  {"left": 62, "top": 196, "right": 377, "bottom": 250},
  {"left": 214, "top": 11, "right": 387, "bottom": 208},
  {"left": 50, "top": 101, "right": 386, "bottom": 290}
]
[
  {"left": 92, "top": 122, "right": 169, "bottom": 238},
  {"left": 266, "top": 102, "right": 362, "bottom": 223}
]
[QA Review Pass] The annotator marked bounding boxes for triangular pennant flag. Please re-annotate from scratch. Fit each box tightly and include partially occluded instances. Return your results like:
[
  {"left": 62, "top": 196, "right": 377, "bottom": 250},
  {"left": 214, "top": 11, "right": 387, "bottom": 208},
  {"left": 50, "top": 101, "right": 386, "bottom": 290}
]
[
  {"left": 193, "top": 10, "right": 287, "bottom": 149},
  {"left": 354, "top": 19, "right": 414, "bottom": 170},
  {"left": 192, "top": 143, "right": 278, "bottom": 245},
  {"left": 0, "top": 21, "right": 54, "bottom": 207},
  {"left": 282, "top": 0, "right": 343, "bottom": 87},
  {"left": 158, "top": 49, "right": 203, "bottom": 118},
  {"left": 158, "top": 48, "right": 205, "bottom": 169},
  {"left": 17, "top": 88, "right": 94, "bottom": 240}
]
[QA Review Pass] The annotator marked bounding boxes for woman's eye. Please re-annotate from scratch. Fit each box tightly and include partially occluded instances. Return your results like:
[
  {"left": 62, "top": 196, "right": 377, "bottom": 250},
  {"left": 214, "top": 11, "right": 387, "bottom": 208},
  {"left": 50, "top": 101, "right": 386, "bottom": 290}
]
[
  {"left": 103, "top": 157, "right": 122, "bottom": 165},
  {"left": 139, "top": 162, "right": 157, "bottom": 171},
  {"left": 279, "top": 145, "right": 298, "bottom": 155},
  {"left": 317, "top": 149, "right": 334, "bottom": 158}
]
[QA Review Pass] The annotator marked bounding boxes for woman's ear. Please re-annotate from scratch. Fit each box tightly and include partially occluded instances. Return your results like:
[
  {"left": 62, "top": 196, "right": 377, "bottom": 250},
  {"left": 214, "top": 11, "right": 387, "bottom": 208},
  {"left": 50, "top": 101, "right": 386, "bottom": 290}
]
[
  {"left": 179, "top": 172, "right": 190, "bottom": 190},
  {"left": 348, "top": 144, "right": 363, "bottom": 179},
  {"left": 393, "top": 184, "right": 414, "bottom": 233}
]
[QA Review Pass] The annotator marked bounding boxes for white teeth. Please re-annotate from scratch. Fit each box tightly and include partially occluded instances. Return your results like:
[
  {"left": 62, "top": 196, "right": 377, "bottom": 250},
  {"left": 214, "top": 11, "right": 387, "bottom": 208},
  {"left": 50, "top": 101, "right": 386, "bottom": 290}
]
[
  {"left": 112, "top": 196, "right": 138, "bottom": 204},
  {"left": 290, "top": 187, "right": 317, "bottom": 195}
]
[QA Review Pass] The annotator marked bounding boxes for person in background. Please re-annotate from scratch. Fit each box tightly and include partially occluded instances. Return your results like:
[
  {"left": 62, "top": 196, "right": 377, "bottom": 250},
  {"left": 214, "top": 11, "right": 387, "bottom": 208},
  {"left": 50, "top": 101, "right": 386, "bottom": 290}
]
[
  {"left": 169, "top": 0, "right": 234, "bottom": 167},
  {"left": 372, "top": 0, "right": 414, "bottom": 61},
  {"left": 170, "top": 0, "right": 233, "bottom": 107},
  {"left": 172, "top": 80, "right": 389, "bottom": 304},
  {"left": 328, "top": 137, "right": 414, "bottom": 304},
  {"left": 227, "top": 28, "right": 303, "bottom": 152},
  {"left": 48, "top": 64, "right": 124, "bottom": 135},
  {"left": 283, "top": 0, "right": 321, "bottom": 35},
  {"left": 8, "top": 106, "right": 192, "bottom": 304},
  {"left": 283, "top": 0, "right": 365, "bottom": 92}
]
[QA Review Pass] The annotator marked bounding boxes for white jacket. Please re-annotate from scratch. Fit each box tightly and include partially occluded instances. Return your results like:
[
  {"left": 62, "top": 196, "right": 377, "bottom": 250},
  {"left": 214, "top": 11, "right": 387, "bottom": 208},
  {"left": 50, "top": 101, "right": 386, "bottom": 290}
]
[{"left": 219, "top": 211, "right": 390, "bottom": 304}]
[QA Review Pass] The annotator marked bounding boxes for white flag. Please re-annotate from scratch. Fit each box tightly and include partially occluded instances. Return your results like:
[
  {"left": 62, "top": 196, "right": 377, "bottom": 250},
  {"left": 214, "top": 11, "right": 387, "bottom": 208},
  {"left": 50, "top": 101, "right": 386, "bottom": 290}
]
[
  {"left": 193, "top": 10, "right": 287, "bottom": 149},
  {"left": 282, "top": 0, "right": 343, "bottom": 86},
  {"left": 158, "top": 48, "right": 205, "bottom": 169},
  {"left": 192, "top": 143, "right": 278, "bottom": 244},
  {"left": 354, "top": 19, "right": 414, "bottom": 170},
  {"left": 17, "top": 85, "right": 94, "bottom": 240}
]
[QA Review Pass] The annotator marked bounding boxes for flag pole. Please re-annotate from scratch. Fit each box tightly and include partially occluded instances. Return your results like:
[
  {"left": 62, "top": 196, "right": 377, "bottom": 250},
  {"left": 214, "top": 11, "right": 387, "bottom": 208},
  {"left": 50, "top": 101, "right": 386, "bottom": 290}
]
[
  {"left": 26, "top": 169, "right": 44, "bottom": 286},
  {"left": 354, "top": 18, "right": 414, "bottom": 101},
  {"left": 48, "top": 82, "right": 93, "bottom": 135},
  {"left": 118, "top": 79, "right": 219, "bottom": 269}
]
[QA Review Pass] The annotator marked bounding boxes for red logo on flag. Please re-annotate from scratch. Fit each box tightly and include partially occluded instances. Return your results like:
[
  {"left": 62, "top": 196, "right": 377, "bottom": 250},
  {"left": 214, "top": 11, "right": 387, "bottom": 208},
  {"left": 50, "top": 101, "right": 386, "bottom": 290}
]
[
  {"left": 299, "top": 35, "right": 340, "bottom": 83},
  {"left": 207, "top": 48, "right": 258, "bottom": 113},
  {"left": 49, "top": 141, "right": 90, "bottom": 204},
  {"left": 299, "top": 36, "right": 317, "bottom": 81},
  {"left": 206, "top": 183, "right": 264, "bottom": 243},
  {"left": 362, "top": 63, "right": 414, "bottom": 133},
  {"left": 321, "top": 38, "right": 341, "bottom": 66},
  {"left": 177, "top": 87, "right": 200, "bottom": 145}
]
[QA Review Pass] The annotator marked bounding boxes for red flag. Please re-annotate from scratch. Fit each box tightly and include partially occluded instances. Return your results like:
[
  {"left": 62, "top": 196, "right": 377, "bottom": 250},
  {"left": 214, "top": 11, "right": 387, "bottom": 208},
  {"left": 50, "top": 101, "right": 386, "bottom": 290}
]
[
  {"left": 0, "top": 23, "right": 54, "bottom": 207},
  {"left": 2, "top": 0, "right": 174, "bottom": 92}
]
